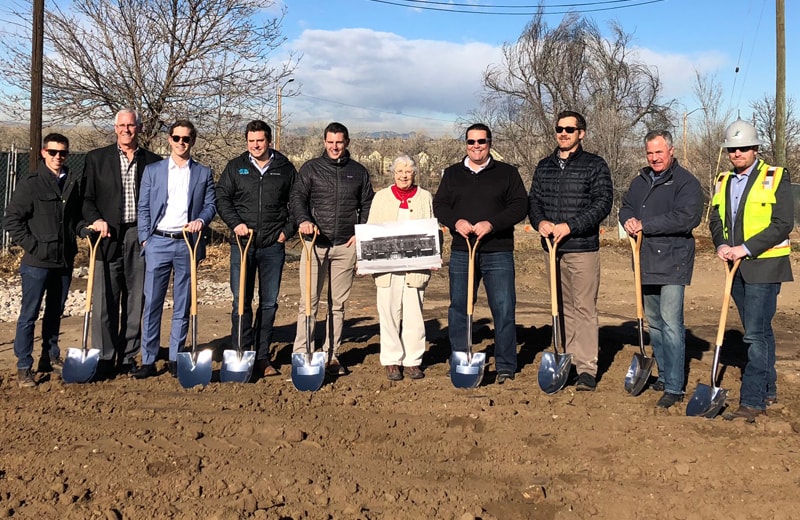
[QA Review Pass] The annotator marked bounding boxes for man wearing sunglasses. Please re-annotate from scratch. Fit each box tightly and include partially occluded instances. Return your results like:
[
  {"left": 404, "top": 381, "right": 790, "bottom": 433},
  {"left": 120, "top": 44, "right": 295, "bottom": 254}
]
[
  {"left": 4, "top": 134, "right": 83, "bottom": 387},
  {"left": 82, "top": 109, "right": 162, "bottom": 379},
  {"left": 619, "top": 130, "right": 703, "bottom": 408},
  {"left": 528, "top": 110, "right": 613, "bottom": 391},
  {"left": 710, "top": 119, "right": 793, "bottom": 423},
  {"left": 433, "top": 123, "right": 528, "bottom": 384},
  {"left": 133, "top": 120, "right": 216, "bottom": 379}
]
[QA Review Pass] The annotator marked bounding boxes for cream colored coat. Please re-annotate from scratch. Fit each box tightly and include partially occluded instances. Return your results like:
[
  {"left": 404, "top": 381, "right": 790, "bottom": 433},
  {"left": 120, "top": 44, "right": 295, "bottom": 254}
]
[{"left": 367, "top": 186, "right": 434, "bottom": 289}]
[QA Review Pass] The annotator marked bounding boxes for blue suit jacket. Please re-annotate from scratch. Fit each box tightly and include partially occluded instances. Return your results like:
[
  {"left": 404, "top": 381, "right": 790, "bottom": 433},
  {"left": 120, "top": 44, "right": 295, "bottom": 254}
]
[{"left": 137, "top": 157, "right": 217, "bottom": 260}]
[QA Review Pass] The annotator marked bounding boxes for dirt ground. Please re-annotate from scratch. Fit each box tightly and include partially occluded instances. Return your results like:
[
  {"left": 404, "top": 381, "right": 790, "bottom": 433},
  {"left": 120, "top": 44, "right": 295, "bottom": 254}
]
[{"left": 1, "top": 228, "right": 800, "bottom": 520}]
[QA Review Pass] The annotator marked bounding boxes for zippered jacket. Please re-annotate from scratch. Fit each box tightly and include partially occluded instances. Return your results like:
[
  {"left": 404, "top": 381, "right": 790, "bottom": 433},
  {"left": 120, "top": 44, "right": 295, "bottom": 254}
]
[
  {"left": 290, "top": 150, "right": 374, "bottom": 246},
  {"left": 216, "top": 150, "right": 297, "bottom": 247},
  {"left": 528, "top": 145, "right": 613, "bottom": 253},
  {"left": 619, "top": 159, "right": 703, "bottom": 285},
  {"left": 3, "top": 162, "right": 83, "bottom": 269}
]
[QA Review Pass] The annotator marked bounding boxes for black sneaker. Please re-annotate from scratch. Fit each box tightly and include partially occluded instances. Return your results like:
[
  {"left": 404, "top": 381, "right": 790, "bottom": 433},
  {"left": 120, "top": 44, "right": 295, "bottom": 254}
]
[
  {"left": 496, "top": 372, "right": 515, "bottom": 384},
  {"left": 656, "top": 392, "right": 684, "bottom": 409},
  {"left": 17, "top": 369, "right": 36, "bottom": 388},
  {"left": 575, "top": 372, "right": 597, "bottom": 391}
]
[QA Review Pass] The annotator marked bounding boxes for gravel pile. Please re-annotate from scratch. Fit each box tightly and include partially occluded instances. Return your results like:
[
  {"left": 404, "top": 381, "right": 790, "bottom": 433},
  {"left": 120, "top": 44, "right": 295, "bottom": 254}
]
[{"left": 0, "top": 270, "right": 233, "bottom": 323}]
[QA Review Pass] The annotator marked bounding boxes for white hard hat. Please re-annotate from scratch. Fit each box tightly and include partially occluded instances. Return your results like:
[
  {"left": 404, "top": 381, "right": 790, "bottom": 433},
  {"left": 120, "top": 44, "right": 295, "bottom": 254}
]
[{"left": 721, "top": 118, "right": 763, "bottom": 148}]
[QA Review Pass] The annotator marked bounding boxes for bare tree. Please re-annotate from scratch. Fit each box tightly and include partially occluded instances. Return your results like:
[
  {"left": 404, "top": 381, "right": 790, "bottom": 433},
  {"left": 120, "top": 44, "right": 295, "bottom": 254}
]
[
  {"left": 480, "top": 11, "right": 673, "bottom": 214},
  {"left": 751, "top": 94, "right": 800, "bottom": 176},
  {"left": 686, "top": 71, "right": 733, "bottom": 218},
  {"left": 0, "top": 0, "right": 298, "bottom": 150}
]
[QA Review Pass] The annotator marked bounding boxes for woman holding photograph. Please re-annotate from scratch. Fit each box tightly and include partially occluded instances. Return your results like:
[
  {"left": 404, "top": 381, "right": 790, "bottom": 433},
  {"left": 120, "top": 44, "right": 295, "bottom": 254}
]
[{"left": 367, "top": 155, "right": 434, "bottom": 381}]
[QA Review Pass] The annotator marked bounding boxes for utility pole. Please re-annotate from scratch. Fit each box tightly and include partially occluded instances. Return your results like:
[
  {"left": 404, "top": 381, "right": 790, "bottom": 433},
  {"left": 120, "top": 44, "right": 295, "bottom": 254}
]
[
  {"left": 29, "top": 0, "right": 44, "bottom": 173},
  {"left": 775, "top": 0, "right": 786, "bottom": 165}
]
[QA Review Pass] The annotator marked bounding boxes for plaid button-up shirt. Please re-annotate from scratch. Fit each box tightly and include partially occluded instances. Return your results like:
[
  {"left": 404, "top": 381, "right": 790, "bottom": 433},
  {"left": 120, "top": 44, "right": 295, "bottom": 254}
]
[{"left": 119, "top": 146, "right": 138, "bottom": 223}]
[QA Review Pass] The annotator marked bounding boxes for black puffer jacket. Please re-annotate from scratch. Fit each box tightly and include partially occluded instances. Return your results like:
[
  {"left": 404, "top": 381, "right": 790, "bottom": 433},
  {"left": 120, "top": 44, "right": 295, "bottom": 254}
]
[
  {"left": 3, "top": 162, "right": 83, "bottom": 269},
  {"left": 290, "top": 150, "right": 374, "bottom": 246},
  {"left": 528, "top": 145, "right": 613, "bottom": 253},
  {"left": 216, "top": 150, "right": 297, "bottom": 248}
]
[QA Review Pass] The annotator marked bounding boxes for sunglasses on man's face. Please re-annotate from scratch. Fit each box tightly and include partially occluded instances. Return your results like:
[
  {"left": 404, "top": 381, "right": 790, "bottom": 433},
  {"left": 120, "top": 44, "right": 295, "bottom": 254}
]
[
  {"left": 466, "top": 138, "right": 490, "bottom": 145},
  {"left": 45, "top": 149, "right": 68, "bottom": 158},
  {"left": 171, "top": 135, "right": 192, "bottom": 144},
  {"left": 555, "top": 126, "right": 579, "bottom": 134},
  {"left": 726, "top": 146, "right": 756, "bottom": 154}
]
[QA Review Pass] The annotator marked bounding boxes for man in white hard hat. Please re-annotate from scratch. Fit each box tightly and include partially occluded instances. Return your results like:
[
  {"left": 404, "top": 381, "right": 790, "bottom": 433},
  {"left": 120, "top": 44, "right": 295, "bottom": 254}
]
[{"left": 709, "top": 118, "right": 793, "bottom": 422}]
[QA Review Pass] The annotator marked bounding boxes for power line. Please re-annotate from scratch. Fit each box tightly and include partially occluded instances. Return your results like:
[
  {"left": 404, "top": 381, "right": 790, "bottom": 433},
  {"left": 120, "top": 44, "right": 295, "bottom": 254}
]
[
  {"left": 295, "top": 93, "right": 459, "bottom": 124},
  {"left": 365, "top": 0, "right": 664, "bottom": 15}
]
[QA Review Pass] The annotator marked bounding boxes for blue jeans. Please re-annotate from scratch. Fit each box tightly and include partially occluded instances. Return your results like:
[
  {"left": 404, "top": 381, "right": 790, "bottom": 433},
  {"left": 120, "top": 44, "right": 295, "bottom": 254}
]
[
  {"left": 730, "top": 273, "right": 780, "bottom": 410},
  {"left": 14, "top": 264, "right": 71, "bottom": 369},
  {"left": 230, "top": 241, "right": 285, "bottom": 360},
  {"left": 448, "top": 250, "right": 517, "bottom": 374},
  {"left": 643, "top": 284, "right": 686, "bottom": 394}
]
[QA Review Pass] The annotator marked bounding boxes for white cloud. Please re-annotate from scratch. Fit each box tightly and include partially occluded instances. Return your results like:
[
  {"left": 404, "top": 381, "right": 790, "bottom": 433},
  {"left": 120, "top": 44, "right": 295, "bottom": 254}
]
[
  {"left": 284, "top": 28, "right": 501, "bottom": 136},
  {"left": 632, "top": 47, "right": 729, "bottom": 101},
  {"left": 281, "top": 28, "right": 730, "bottom": 136}
]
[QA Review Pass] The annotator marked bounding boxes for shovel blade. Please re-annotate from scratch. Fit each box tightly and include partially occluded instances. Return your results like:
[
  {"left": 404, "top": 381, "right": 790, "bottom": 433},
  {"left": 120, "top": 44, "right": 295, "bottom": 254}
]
[
  {"left": 62, "top": 347, "right": 100, "bottom": 384},
  {"left": 220, "top": 349, "right": 256, "bottom": 383},
  {"left": 624, "top": 353, "right": 656, "bottom": 396},
  {"left": 538, "top": 352, "right": 573, "bottom": 395},
  {"left": 449, "top": 351, "right": 486, "bottom": 389},
  {"left": 291, "top": 352, "right": 326, "bottom": 392},
  {"left": 686, "top": 383, "right": 728, "bottom": 418},
  {"left": 177, "top": 349, "right": 213, "bottom": 389}
]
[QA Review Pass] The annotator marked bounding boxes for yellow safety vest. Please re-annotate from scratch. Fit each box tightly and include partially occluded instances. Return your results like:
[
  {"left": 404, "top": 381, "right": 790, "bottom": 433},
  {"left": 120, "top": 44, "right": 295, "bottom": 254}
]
[{"left": 711, "top": 161, "right": 791, "bottom": 259}]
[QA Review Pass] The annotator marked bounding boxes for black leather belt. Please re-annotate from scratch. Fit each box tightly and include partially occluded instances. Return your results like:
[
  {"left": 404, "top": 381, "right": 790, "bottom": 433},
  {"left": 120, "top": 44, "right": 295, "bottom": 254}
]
[{"left": 152, "top": 229, "right": 183, "bottom": 239}]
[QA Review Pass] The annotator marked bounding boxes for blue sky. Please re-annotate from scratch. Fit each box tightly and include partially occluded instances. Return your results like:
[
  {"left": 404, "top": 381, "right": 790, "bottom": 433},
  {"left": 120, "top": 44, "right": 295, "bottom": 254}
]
[{"left": 278, "top": 0, "right": 797, "bottom": 136}]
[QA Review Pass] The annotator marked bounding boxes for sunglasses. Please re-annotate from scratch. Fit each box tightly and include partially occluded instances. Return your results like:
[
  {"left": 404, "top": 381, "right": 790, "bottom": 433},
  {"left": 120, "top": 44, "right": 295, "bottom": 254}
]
[
  {"left": 45, "top": 149, "right": 68, "bottom": 158},
  {"left": 171, "top": 135, "right": 192, "bottom": 144},
  {"left": 555, "top": 126, "right": 580, "bottom": 134},
  {"left": 466, "top": 138, "right": 490, "bottom": 145},
  {"left": 726, "top": 146, "right": 756, "bottom": 153}
]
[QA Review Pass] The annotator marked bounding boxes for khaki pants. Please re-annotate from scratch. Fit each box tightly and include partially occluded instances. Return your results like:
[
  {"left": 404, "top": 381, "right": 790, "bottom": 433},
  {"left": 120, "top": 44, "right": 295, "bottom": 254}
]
[
  {"left": 293, "top": 243, "right": 356, "bottom": 359},
  {"left": 376, "top": 274, "right": 426, "bottom": 367},
  {"left": 546, "top": 250, "right": 600, "bottom": 376}
]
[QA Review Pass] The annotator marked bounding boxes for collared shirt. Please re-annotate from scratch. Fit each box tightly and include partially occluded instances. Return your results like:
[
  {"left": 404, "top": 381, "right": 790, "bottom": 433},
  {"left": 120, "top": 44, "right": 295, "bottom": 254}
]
[
  {"left": 119, "top": 146, "right": 139, "bottom": 223},
  {"left": 56, "top": 169, "right": 67, "bottom": 191},
  {"left": 156, "top": 157, "right": 192, "bottom": 233},
  {"left": 729, "top": 160, "right": 759, "bottom": 239},
  {"left": 464, "top": 156, "right": 491, "bottom": 174},
  {"left": 249, "top": 152, "right": 273, "bottom": 176}
]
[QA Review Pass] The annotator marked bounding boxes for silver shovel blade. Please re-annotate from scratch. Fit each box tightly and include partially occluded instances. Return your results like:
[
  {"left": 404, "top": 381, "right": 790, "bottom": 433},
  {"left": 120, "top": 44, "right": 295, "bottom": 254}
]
[
  {"left": 291, "top": 352, "right": 326, "bottom": 392},
  {"left": 62, "top": 347, "right": 100, "bottom": 384},
  {"left": 449, "top": 351, "right": 486, "bottom": 389},
  {"left": 220, "top": 349, "right": 256, "bottom": 383},
  {"left": 538, "top": 352, "right": 573, "bottom": 395},
  {"left": 177, "top": 349, "right": 213, "bottom": 389},
  {"left": 686, "top": 383, "right": 728, "bottom": 418},
  {"left": 624, "top": 353, "right": 656, "bottom": 396}
]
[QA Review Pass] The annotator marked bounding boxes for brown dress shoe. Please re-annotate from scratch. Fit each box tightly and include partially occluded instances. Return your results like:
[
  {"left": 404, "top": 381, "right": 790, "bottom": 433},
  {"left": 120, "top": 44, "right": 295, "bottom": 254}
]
[
  {"left": 405, "top": 366, "right": 424, "bottom": 380},
  {"left": 327, "top": 357, "right": 348, "bottom": 376},
  {"left": 386, "top": 365, "right": 403, "bottom": 381},
  {"left": 723, "top": 405, "right": 766, "bottom": 423},
  {"left": 257, "top": 360, "right": 280, "bottom": 377}
]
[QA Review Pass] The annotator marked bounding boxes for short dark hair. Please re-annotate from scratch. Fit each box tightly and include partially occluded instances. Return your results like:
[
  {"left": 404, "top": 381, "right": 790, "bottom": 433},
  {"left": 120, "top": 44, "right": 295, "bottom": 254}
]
[
  {"left": 556, "top": 110, "right": 587, "bottom": 130},
  {"left": 42, "top": 133, "right": 69, "bottom": 149},
  {"left": 245, "top": 120, "right": 272, "bottom": 141},
  {"left": 324, "top": 122, "right": 349, "bottom": 141},
  {"left": 644, "top": 129, "right": 673, "bottom": 148},
  {"left": 169, "top": 119, "right": 197, "bottom": 141},
  {"left": 465, "top": 123, "right": 492, "bottom": 141}
]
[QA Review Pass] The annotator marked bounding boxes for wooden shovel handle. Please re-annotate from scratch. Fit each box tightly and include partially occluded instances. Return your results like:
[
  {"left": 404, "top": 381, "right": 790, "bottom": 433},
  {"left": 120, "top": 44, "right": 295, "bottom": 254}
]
[
  {"left": 235, "top": 229, "right": 254, "bottom": 316},
  {"left": 715, "top": 259, "right": 741, "bottom": 347},
  {"left": 83, "top": 227, "right": 103, "bottom": 314},
  {"left": 545, "top": 236, "right": 558, "bottom": 317},
  {"left": 466, "top": 235, "right": 480, "bottom": 316},
  {"left": 628, "top": 231, "right": 644, "bottom": 320},
  {"left": 183, "top": 228, "right": 201, "bottom": 317},
  {"left": 300, "top": 228, "right": 319, "bottom": 318}
]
